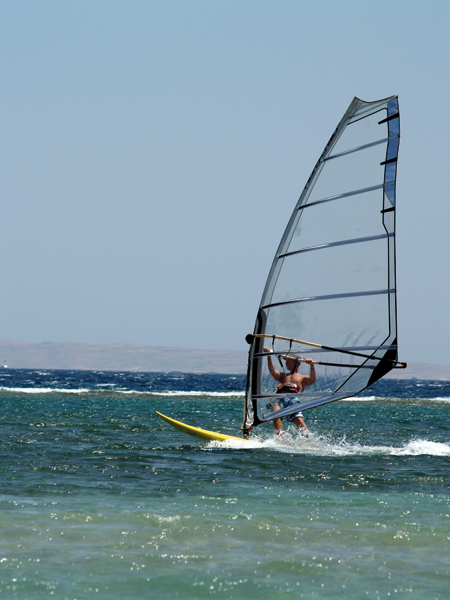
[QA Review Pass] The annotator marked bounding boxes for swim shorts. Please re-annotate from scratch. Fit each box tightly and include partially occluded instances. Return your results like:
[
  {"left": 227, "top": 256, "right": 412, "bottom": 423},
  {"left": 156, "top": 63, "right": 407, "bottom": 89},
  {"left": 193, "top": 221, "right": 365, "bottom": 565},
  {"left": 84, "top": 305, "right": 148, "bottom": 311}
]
[{"left": 273, "top": 396, "right": 304, "bottom": 421}]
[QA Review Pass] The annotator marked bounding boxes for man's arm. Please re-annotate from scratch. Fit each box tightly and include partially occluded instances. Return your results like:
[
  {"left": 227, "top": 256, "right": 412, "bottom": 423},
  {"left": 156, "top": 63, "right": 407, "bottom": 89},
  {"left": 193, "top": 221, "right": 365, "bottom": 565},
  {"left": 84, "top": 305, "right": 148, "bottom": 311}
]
[
  {"left": 263, "top": 347, "right": 282, "bottom": 382},
  {"left": 302, "top": 358, "right": 316, "bottom": 386}
]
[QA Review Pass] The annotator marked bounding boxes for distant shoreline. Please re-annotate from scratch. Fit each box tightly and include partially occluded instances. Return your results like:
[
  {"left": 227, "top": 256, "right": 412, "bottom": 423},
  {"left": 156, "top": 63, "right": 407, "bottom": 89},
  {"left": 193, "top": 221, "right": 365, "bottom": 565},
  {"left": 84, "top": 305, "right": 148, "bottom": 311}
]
[
  {"left": 0, "top": 340, "right": 248, "bottom": 374},
  {"left": 1, "top": 340, "right": 450, "bottom": 380}
]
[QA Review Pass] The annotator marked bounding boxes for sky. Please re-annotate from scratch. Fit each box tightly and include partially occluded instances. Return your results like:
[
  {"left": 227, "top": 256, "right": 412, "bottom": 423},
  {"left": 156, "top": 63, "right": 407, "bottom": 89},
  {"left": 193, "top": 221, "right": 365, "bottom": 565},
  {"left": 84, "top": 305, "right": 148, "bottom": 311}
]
[{"left": 1, "top": 0, "right": 450, "bottom": 366}]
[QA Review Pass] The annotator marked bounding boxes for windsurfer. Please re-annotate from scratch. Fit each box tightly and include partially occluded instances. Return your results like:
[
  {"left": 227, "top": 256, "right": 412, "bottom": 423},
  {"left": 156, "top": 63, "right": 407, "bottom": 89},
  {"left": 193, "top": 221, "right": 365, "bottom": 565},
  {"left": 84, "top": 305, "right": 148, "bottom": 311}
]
[{"left": 263, "top": 348, "right": 316, "bottom": 435}]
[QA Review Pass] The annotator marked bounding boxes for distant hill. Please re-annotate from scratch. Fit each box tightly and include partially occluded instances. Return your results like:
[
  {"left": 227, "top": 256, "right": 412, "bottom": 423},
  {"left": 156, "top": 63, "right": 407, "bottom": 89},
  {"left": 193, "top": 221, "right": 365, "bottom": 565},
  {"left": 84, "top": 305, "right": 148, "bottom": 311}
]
[
  {"left": 0, "top": 340, "right": 248, "bottom": 374},
  {"left": 1, "top": 340, "right": 449, "bottom": 380},
  {"left": 383, "top": 361, "right": 450, "bottom": 381}
]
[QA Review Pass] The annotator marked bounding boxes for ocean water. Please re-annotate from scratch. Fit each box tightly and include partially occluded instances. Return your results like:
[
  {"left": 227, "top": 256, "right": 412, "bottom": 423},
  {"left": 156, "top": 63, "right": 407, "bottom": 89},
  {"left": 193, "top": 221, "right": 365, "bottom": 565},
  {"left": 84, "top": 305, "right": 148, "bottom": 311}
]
[{"left": 0, "top": 369, "right": 449, "bottom": 599}]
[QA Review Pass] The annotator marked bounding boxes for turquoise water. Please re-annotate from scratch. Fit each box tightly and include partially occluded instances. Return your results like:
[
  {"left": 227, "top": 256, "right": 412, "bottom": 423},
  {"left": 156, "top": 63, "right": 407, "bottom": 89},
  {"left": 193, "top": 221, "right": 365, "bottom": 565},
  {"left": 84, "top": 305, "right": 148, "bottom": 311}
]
[{"left": 1, "top": 370, "right": 449, "bottom": 599}]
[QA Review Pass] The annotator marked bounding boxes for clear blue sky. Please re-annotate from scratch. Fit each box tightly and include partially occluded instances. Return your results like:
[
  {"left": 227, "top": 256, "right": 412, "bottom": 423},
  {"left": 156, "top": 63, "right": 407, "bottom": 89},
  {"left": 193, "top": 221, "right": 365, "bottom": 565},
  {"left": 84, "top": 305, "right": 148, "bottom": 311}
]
[{"left": 1, "top": 0, "right": 449, "bottom": 365}]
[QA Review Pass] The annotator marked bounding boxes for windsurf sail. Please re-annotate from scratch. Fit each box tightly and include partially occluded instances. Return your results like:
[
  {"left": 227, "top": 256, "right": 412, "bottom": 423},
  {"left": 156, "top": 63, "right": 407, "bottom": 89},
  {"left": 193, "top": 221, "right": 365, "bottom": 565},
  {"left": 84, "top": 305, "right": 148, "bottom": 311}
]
[{"left": 243, "top": 96, "right": 406, "bottom": 434}]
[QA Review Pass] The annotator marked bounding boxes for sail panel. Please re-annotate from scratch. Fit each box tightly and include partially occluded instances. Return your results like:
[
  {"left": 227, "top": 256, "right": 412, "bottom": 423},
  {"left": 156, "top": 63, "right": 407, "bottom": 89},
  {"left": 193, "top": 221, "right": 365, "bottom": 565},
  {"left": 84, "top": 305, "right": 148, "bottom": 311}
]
[
  {"left": 306, "top": 142, "right": 388, "bottom": 205},
  {"left": 331, "top": 109, "right": 390, "bottom": 155},
  {"left": 243, "top": 96, "right": 401, "bottom": 432},
  {"left": 268, "top": 235, "right": 390, "bottom": 303},
  {"left": 284, "top": 187, "right": 391, "bottom": 253},
  {"left": 263, "top": 292, "right": 393, "bottom": 355}
]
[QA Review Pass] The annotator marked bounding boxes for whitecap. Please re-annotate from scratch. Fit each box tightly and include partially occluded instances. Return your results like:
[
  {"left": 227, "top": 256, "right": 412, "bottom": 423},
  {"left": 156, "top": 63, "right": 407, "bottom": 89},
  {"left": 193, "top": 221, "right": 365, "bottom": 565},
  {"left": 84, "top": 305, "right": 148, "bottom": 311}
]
[{"left": 0, "top": 386, "right": 91, "bottom": 394}]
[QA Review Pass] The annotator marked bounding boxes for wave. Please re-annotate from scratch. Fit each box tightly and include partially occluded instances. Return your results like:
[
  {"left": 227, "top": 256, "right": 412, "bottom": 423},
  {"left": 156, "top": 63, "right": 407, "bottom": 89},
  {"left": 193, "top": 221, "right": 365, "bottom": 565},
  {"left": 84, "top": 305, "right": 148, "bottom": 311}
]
[
  {"left": 0, "top": 386, "right": 92, "bottom": 395},
  {"left": 0, "top": 386, "right": 244, "bottom": 398},
  {"left": 344, "top": 396, "right": 377, "bottom": 402},
  {"left": 143, "top": 390, "right": 243, "bottom": 397},
  {"left": 1, "top": 384, "right": 449, "bottom": 404},
  {"left": 345, "top": 395, "right": 450, "bottom": 403}
]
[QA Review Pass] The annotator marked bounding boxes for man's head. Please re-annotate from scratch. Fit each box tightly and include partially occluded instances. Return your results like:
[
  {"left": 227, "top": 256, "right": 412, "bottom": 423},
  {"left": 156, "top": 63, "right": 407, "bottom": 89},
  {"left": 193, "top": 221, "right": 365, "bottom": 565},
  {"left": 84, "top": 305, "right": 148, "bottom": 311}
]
[{"left": 281, "top": 353, "right": 301, "bottom": 372}]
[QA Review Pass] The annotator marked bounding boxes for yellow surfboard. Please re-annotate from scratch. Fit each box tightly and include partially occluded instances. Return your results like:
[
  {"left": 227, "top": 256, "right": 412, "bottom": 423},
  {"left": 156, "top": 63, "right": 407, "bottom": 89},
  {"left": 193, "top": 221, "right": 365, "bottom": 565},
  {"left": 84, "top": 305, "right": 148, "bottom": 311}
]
[{"left": 156, "top": 411, "right": 257, "bottom": 444}]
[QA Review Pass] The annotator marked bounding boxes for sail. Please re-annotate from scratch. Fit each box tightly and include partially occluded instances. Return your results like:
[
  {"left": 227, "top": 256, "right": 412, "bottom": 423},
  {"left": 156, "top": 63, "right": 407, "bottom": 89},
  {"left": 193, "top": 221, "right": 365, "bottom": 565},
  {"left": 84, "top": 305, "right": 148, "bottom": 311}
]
[{"left": 243, "top": 96, "right": 404, "bottom": 432}]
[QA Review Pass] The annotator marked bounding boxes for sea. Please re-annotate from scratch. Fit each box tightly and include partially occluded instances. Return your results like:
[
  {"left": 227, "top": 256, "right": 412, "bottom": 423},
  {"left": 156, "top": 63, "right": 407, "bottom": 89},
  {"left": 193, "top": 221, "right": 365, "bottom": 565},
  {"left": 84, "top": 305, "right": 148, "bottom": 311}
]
[{"left": 0, "top": 369, "right": 449, "bottom": 600}]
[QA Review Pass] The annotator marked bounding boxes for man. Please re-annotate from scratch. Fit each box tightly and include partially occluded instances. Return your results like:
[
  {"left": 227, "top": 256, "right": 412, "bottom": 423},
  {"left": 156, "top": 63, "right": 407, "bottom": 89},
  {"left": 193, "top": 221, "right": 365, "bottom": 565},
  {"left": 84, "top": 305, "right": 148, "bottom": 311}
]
[{"left": 263, "top": 347, "right": 316, "bottom": 435}]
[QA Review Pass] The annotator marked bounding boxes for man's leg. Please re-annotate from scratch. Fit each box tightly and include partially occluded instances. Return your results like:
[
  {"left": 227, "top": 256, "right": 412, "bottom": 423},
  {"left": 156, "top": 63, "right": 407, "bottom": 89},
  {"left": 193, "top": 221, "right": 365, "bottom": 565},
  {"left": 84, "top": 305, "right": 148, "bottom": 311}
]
[
  {"left": 293, "top": 416, "right": 309, "bottom": 435},
  {"left": 271, "top": 405, "right": 283, "bottom": 435}
]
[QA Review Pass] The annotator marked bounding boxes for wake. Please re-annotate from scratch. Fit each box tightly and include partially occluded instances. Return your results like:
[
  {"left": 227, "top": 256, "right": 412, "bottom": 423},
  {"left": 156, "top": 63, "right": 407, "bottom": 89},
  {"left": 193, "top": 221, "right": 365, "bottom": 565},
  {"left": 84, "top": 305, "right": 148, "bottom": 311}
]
[{"left": 208, "top": 433, "right": 450, "bottom": 456}]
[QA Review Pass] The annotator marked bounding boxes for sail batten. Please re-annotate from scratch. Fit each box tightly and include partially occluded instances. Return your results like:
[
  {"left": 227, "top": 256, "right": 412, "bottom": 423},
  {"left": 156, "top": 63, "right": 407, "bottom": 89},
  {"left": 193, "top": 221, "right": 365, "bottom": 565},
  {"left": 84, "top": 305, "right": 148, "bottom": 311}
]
[
  {"left": 279, "top": 232, "right": 394, "bottom": 258},
  {"left": 243, "top": 96, "right": 402, "bottom": 434},
  {"left": 300, "top": 182, "right": 393, "bottom": 209},
  {"left": 325, "top": 135, "right": 399, "bottom": 161},
  {"left": 262, "top": 288, "right": 395, "bottom": 309}
]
